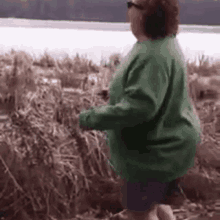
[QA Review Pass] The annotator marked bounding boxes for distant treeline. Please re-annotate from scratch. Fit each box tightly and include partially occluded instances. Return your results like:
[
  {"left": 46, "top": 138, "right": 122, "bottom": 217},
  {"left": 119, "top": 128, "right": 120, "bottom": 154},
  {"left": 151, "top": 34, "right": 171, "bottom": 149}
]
[{"left": 1, "top": 0, "right": 220, "bottom": 26}]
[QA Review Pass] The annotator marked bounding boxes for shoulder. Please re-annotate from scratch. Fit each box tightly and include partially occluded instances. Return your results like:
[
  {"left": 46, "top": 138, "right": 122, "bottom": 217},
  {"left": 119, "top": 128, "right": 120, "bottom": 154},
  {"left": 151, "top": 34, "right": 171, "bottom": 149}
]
[
  {"left": 134, "top": 52, "right": 170, "bottom": 70},
  {"left": 127, "top": 41, "right": 175, "bottom": 71}
]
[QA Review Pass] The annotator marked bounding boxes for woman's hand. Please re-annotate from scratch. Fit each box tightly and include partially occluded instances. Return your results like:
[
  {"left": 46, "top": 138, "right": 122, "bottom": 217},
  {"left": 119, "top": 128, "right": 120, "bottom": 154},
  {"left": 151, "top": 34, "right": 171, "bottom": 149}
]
[
  {"left": 79, "top": 123, "right": 93, "bottom": 132},
  {"left": 75, "top": 113, "right": 93, "bottom": 132}
]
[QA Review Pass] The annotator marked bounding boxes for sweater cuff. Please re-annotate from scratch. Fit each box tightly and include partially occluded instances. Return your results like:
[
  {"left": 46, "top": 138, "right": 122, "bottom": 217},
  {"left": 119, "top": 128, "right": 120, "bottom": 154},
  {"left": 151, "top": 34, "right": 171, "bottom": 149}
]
[{"left": 79, "top": 110, "right": 92, "bottom": 128}]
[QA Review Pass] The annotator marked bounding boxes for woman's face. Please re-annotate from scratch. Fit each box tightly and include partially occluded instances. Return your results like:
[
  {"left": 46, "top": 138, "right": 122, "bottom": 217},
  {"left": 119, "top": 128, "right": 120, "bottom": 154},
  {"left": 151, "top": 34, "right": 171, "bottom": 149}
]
[{"left": 126, "top": 0, "right": 148, "bottom": 42}]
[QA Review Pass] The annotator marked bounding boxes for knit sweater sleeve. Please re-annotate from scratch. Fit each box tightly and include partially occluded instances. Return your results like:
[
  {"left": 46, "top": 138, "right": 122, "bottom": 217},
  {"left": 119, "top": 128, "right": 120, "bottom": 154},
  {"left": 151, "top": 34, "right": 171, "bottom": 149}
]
[{"left": 79, "top": 56, "right": 169, "bottom": 130}]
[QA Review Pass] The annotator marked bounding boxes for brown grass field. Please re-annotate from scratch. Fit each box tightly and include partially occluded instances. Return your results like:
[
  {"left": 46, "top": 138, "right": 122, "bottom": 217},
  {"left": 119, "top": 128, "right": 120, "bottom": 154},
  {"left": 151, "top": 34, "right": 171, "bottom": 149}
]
[{"left": 0, "top": 49, "right": 220, "bottom": 220}]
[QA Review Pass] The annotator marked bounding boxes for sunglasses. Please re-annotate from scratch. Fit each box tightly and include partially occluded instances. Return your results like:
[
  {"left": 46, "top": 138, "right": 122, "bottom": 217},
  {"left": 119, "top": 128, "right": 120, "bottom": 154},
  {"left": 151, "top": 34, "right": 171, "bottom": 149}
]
[{"left": 127, "top": 1, "right": 144, "bottom": 10}]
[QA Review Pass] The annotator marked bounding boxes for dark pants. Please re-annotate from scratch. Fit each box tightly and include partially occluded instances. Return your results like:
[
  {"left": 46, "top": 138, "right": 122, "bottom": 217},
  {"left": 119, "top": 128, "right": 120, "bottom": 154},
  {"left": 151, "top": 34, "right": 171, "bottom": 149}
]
[{"left": 120, "top": 177, "right": 184, "bottom": 212}]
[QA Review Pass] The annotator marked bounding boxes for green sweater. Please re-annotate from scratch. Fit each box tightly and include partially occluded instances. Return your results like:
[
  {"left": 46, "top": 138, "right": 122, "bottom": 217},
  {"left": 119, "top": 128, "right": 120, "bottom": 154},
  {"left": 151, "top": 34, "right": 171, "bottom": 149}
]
[{"left": 79, "top": 35, "right": 202, "bottom": 184}]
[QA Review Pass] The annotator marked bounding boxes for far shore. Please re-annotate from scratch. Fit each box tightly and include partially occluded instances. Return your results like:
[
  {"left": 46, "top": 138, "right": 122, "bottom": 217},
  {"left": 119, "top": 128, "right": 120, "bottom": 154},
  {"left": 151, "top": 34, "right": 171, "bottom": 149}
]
[{"left": 0, "top": 18, "right": 220, "bottom": 33}]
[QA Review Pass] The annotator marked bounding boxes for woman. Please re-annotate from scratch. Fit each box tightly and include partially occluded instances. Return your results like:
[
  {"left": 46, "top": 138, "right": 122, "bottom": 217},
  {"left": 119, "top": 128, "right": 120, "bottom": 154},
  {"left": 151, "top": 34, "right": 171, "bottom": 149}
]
[{"left": 79, "top": 0, "right": 202, "bottom": 219}]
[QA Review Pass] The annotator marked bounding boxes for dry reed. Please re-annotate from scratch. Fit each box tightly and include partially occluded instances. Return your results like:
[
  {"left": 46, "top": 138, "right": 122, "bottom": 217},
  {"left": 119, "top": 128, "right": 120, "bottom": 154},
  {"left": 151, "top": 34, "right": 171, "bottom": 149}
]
[{"left": 0, "top": 49, "right": 219, "bottom": 220}]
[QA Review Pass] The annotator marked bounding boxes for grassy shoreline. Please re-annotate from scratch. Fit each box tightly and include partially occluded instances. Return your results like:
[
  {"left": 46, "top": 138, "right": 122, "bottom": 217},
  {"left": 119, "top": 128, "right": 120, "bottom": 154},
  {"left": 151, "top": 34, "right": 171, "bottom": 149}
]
[
  {"left": 0, "top": 48, "right": 220, "bottom": 220},
  {"left": 0, "top": 48, "right": 220, "bottom": 109},
  {"left": 1, "top": 48, "right": 220, "bottom": 76}
]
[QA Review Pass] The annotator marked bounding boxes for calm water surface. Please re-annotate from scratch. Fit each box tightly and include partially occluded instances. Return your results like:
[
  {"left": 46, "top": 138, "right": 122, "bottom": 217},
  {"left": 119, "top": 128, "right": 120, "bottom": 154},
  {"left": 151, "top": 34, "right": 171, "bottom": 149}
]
[{"left": 0, "top": 18, "right": 220, "bottom": 67}]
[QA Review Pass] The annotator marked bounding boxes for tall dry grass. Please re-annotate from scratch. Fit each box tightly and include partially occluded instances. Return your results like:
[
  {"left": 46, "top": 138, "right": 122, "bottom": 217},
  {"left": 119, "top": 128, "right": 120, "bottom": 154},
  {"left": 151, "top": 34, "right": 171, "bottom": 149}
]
[{"left": 0, "top": 49, "right": 219, "bottom": 220}]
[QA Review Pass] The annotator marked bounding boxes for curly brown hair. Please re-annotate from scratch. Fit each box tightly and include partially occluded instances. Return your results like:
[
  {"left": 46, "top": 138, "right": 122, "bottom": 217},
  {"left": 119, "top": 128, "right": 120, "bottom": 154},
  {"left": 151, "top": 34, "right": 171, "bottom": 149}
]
[{"left": 138, "top": 0, "right": 180, "bottom": 40}]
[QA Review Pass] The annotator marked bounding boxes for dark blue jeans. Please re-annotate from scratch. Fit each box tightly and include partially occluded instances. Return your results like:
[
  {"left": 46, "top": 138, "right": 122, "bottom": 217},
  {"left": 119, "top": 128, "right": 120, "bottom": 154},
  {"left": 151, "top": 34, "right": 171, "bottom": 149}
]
[{"left": 120, "top": 177, "right": 183, "bottom": 212}]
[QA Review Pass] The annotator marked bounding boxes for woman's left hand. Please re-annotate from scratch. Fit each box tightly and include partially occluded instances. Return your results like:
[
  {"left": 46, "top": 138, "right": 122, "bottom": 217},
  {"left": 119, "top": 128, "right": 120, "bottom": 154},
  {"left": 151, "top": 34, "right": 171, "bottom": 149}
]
[
  {"left": 71, "top": 113, "right": 92, "bottom": 132},
  {"left": 79, "top": 123, "right": 93, "bottom": 131},
  {"left": 77, "top": 115, "right": 93, "bottom": 131}
]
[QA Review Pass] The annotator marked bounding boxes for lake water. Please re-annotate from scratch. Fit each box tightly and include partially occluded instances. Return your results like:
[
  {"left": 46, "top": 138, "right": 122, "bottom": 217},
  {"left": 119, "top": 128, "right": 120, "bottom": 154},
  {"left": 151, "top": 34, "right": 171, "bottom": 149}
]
[{"left": 0, "top": 18, "right": 220, "bottom": 67}]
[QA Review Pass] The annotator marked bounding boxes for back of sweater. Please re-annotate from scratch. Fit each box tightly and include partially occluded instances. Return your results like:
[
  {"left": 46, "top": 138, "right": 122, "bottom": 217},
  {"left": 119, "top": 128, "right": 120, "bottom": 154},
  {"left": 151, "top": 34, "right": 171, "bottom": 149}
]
[
  {"left": 107, "top": 35, "right": 202, "bottom": 183},
  {"left": 79, "top": 35, "right": 202, "bottom": 184}
]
